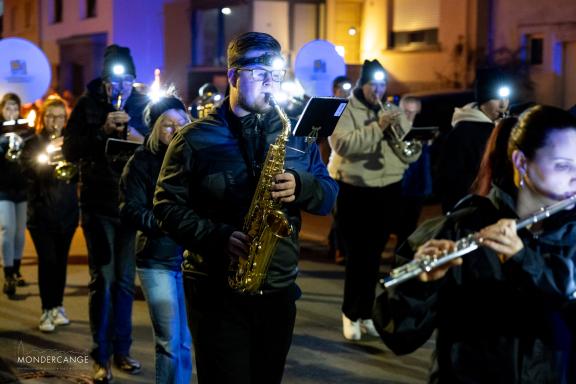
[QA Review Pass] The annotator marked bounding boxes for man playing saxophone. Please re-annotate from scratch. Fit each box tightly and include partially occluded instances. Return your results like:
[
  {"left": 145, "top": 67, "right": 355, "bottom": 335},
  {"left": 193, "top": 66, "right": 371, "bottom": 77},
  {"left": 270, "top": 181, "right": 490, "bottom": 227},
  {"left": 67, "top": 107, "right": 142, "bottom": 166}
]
[
  {"left": 153, "top": 32, "right": 338, "bottom": 384},
  {"left": 327, "top": 59, "right": 420, "bottom": 341}
]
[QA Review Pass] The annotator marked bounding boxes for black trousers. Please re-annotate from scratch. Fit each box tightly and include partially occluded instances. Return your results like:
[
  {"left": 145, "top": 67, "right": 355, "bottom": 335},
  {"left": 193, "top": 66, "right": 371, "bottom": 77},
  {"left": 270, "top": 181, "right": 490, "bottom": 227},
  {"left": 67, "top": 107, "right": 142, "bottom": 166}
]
[
  {"left": 185, "top": 275, "right": 297, "bottom": 384},
  {"left": 336, "top": 181, "right": 402, "bottom": 320},
  {"left": 29, "top": 228, "right": 75, "bottom": 310}
]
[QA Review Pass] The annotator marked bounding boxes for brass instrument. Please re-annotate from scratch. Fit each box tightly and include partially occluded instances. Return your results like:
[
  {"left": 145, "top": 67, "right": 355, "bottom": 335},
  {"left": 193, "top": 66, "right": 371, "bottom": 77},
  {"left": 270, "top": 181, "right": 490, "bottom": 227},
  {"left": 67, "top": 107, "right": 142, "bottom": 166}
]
[
  {"left": 377, "top": 100, "right": 422, "bottom": 164},
  {"left": 381, "top": 193, "right": 576, "bottom": 289},
  {"left": 228, "top": 94, "right": 294, "bottom": 294},
  {"left": 2, "top": 132, "right": 25, "bottom": 161},
  {"left": 37, "top": 136, "right": 78, "bottom": 181}
]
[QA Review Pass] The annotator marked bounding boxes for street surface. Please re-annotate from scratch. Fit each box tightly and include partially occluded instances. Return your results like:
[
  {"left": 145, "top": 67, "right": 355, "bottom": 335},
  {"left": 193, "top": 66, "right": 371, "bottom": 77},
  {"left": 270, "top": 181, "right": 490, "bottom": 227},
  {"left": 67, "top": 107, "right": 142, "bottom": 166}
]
[{"left": 0, "top": 208, "right": 440, "bottom": 383}]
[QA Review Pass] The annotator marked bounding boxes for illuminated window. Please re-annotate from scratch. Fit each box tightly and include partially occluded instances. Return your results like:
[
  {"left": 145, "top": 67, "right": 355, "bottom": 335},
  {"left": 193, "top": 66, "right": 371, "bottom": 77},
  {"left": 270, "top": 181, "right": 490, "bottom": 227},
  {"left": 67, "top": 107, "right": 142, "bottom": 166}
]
[{"left": 391, "top": 0, "right": 439, "bottom": 50}]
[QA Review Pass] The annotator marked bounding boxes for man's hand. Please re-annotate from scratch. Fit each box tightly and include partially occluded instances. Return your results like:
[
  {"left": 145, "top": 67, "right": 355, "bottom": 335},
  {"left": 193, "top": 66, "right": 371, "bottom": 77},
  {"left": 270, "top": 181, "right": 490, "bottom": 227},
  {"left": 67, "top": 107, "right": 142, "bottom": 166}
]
[
  {"left": 378, "top": 110, "right": 400, "bottom": 132},
  {"left": 102, "top": 111, "right": 131, "bottom": 135},
  {"left": 271, "top": 172, "right": 296, "bottom": 203},
  {"left": 227, "top": 231, "right": 249, "bottom": 262},
  {"left": 415, "top": 239, "right": 462, "bottom": 282},
  {"left": 476, "top": 219, "right": 524, "bottom": 263}
]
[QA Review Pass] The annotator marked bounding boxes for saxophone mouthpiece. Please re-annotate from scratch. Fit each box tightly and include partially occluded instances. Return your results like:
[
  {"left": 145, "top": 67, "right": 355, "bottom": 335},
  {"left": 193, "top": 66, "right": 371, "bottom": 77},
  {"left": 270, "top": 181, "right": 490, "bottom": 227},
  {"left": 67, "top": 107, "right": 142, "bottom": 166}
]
[{"left": 265, "top": 93, "right": 275, "bottom": 106}]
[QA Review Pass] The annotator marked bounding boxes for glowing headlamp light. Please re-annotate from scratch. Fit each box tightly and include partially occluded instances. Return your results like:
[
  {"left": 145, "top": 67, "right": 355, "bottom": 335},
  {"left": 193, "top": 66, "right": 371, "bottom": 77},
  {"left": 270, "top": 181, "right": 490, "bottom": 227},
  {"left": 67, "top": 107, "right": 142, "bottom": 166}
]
[
  {"left": 498, "top": 86, "right": 511, "bottom": 98},
  {"left": 233, "top": 52, "right": 285, "bottom": 69},
  {"left": 373, "top": 71, "right": 385, "bottom": 81},
  {"left": 342, "top": 82, "right": 352, "bottom": 91},
  {"left": 112, "top": 64, "right": 126, "bottom": 76}
]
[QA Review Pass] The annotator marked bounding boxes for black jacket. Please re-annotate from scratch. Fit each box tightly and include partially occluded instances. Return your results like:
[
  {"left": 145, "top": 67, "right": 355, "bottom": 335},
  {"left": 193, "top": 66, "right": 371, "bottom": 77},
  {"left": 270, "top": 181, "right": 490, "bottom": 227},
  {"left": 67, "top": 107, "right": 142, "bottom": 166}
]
[
  {"left": 0, "top": 124, "right": 33, "bottom": 202},
  {"left": 63, "top": 78, "right": 148, "bottom": 217},
  {"left": 437, "top": 104, "right": 494, "bottom": 213},
  {"left": 153, "top": 99, "right": 338, "bottom": 291},
  {"left": 120, "top": 144, "right": 181, "bottom": 270},
  {"left": 374, "top": 188, "right": 576, "bottom": 383},
  {"left": 22, "top": 132, "right": 79, "bottom": 232}
]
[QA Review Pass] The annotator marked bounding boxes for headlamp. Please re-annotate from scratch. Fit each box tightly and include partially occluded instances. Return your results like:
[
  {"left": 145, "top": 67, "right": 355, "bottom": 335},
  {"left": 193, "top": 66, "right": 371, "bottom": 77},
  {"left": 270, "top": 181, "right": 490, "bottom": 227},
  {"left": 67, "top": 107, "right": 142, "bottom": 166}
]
[
  {"left": 233, "top": 52, "right": 285, "bottom": 69},
  {"left": 342, "top": 82, "right": 352, "bottom": 91},
  {"left": 497, "top": 86, "right": 511, "bottom": 99},
  {"left": 112, "top": 64, "right": 126, "bottom": 76},
  {"left": 373, "top": 71, "right": 385, "bottom": 82}
]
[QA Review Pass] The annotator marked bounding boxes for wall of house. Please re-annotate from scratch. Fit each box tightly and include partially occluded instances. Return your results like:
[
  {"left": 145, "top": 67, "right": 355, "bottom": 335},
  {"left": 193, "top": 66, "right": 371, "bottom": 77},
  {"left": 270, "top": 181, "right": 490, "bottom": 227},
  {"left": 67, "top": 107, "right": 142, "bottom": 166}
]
[
  {"left": 164, "top": 0, "right": 191, "bottom": 101},
  {"left": 492, "top": 0, "right": 576, "bottom": 107}
]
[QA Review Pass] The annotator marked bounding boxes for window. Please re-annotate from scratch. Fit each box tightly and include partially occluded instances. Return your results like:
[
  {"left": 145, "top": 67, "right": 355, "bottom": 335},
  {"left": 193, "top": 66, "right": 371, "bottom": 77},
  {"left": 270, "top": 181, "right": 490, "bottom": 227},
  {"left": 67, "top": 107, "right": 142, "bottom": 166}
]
[
  {"left": 390, "top": 0, "right": 439, "bottom": 50},
  {"left": 51, "top": 0, "right": 63, "bottom": 24},
  {"left": 528, "top": 37, "right": 543, "bottom": 65},
  {"left": 191, "top": 5, "right": 250, "bottom": 67},
  {"left": 24, "top": 1, "right": 31, "bottom": 28},
  {"left": 86, "top": 0, "right": 96, "bottom": 18}
]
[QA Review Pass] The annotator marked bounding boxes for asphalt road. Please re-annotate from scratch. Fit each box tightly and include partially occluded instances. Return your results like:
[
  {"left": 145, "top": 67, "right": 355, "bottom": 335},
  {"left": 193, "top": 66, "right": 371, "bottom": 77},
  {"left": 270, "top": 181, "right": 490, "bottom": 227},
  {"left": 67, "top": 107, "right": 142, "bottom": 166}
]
[{"left": 0, "top": 209, "right": 440, "bottom": 383}]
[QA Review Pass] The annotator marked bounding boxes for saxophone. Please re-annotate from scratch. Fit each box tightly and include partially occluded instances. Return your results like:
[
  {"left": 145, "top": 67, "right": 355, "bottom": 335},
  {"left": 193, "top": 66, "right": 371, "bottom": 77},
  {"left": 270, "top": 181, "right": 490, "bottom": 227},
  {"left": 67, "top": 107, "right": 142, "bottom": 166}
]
[
  {"left": 377, "top": 99, "right": 422, "bottom": 164},
  {"left": 228, "top": 94, "right": 293, "bottom": 294}
]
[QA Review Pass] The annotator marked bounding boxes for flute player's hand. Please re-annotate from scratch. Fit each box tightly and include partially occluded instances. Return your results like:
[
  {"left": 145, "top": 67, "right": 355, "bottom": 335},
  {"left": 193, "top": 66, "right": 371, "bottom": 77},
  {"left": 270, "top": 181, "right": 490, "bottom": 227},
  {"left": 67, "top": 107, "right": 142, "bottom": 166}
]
[{"left": 415, "top": 239, "right": 461, "bottom": 282}]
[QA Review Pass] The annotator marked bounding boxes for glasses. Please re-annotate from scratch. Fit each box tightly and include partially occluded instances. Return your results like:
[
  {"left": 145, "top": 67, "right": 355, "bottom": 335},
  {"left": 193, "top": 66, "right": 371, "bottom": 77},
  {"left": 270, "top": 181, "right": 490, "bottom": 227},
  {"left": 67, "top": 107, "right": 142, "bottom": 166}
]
[
  {"left": 45, "top": 114, "right": 66, "bottom": 121},
  {"left": 237, "top": 68, "right": 286, "bottom": 82},
  {"left": 108, "top": 75, "right": 135, "bottom": 88}
]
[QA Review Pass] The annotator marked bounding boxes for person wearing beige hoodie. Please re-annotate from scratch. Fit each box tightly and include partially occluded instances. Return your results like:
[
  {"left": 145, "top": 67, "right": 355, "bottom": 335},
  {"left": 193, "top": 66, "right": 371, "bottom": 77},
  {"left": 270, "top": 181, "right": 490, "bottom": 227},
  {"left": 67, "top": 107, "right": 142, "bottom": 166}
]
[{"left": 328, "top": 59, "right": 419, "bottom": 341}]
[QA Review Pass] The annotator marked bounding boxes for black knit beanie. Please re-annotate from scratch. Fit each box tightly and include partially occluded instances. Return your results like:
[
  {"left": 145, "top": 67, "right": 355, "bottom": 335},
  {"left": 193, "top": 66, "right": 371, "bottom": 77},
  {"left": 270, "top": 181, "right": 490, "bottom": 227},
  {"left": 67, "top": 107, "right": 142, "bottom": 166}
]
[
  {"left": 146, "top": 96, "right": 187, "bottom": 129},
  {"left": 474, "top": 67, "right": 509, "bottom": 105},
  {"left": 101, "top": 44, "right": 136, "bottom": 79},
  {"left": 358, "top": 59, "right": 386, "bottom": 86}
]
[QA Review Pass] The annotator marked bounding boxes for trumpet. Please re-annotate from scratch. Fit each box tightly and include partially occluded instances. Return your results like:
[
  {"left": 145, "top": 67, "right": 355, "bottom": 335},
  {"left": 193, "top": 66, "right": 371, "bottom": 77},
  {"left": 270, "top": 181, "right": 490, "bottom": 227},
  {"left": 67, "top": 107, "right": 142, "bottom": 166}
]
[
  {"left": 2, "top": 132, "right": 25, "bottom": 161},
  {"left": 377, "top": 100, "right": 422, "bottom": 163},
  {"left": 381, "top": 193, "right": 576, "bottom": 289},
  {"left": 36, "top": 136, "right": 78, "bottom": 181}
]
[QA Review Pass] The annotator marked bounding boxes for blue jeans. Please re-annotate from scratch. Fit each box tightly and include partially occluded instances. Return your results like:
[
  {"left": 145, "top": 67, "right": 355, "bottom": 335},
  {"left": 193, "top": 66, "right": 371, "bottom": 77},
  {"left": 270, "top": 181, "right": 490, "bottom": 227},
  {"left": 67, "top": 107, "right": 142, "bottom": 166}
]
[
  {"left": 0, "top": 200, "right": 26, "bottom": 267},
  {"left": 82, "top": 213, "right": 136, "bottom": 364},
  {"left": 138, "top": 268, "right": 192, "bottom": 384}
]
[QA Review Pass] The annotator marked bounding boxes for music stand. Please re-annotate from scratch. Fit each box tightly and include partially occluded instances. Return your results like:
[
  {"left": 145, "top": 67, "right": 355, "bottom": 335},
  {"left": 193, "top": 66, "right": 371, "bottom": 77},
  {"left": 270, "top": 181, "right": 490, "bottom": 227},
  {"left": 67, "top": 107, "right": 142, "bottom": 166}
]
[{"left": 292, "top": 97, "right": 348, "bottom": 143}]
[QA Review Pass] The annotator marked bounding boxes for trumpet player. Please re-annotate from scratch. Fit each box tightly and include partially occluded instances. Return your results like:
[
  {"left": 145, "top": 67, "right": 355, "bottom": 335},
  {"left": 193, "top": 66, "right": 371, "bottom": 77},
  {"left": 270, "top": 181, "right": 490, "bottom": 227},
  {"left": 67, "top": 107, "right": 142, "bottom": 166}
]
[
  {"left": 21, "top": 96, "right": 78, "bottom": 332},
  {"left": 328, "top": 59, "right": 420, "bottom": 341},
  {"left": 374, "top": 106, "right": 576, "bottom": 383},
  {"left": 63, "top": 44, "right": 146, "bottom": 382},
  {"left": 0, "top": 92, "right": 31, "bottom": 298}
]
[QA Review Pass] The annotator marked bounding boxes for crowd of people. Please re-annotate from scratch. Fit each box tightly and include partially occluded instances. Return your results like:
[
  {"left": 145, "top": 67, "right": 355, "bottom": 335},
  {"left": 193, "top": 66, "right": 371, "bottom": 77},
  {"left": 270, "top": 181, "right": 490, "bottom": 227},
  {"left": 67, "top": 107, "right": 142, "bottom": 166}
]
[{"left": 0, "top": 30, "right": 575, "bottom": 384}]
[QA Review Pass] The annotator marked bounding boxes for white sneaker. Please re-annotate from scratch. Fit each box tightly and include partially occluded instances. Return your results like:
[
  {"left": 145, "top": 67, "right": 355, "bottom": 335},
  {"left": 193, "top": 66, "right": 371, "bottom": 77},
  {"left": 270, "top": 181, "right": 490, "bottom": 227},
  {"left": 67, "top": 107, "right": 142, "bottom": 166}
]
[
  {"left": 360, "top": 319, "right": 379, "bottom": 337},
  {"left": 50, "top": 307, "right": 70, "bottom": 326},
  {"left": 342, "top": 314, "right": 361, "bottom": 340},
  {"left": 39, "top": 310, "right": 55, "bottom": 332}
]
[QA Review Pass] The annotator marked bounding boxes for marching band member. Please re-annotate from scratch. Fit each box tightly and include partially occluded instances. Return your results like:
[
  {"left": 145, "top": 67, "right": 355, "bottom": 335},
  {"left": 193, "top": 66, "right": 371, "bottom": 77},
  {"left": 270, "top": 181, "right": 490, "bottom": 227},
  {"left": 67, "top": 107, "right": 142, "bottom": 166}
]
[
  {"left": 63, "top": 44, "right": 145, "bottom": 383},
  {"left": 22, "top": 96, "right": 78, "bottom": 332},
  {"left": 0, "top": 92, "right": 31, "bottom": 297},
  {"left": 374, "top": 105, "right": 576, "bottom": 383},
  {"left": 119, "top": 95, "right": 193, "bottom": 384},
  {"left": 328, "top": 59, "right": 419, "bottom": 341},
  {"left": 153, "top": 32, "right": 337, "bottom": 384}
]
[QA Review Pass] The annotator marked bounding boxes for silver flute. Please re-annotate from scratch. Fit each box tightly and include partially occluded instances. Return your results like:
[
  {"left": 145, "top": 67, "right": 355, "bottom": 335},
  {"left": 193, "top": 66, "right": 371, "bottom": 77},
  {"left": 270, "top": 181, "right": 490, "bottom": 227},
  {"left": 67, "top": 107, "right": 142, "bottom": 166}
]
[{"left": 381, "top": 194, "right": 576, "bottom": 289}]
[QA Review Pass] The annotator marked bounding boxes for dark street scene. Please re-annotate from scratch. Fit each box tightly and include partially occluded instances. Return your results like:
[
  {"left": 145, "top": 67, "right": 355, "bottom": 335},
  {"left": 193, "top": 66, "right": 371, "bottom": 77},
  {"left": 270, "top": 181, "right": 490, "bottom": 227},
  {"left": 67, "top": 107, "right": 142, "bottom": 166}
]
[{"left": 0, "top": 0, "right": 576, "bottom": 383}]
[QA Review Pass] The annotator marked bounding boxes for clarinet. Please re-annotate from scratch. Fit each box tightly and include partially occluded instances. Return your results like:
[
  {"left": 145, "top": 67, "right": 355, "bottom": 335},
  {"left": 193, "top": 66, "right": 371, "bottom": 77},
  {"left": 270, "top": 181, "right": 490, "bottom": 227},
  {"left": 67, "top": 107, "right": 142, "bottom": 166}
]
[{"left": 381, "top": 194, "right": 576, "bottom": 289}]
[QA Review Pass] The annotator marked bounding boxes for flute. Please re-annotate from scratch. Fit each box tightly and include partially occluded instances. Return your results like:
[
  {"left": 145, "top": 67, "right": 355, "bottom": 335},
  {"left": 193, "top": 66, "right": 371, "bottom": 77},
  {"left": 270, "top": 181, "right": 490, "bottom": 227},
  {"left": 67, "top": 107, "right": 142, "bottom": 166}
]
[{"left": 381, "top": 194, "right": 576, "bottom": 289}]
